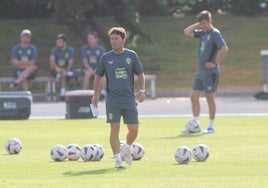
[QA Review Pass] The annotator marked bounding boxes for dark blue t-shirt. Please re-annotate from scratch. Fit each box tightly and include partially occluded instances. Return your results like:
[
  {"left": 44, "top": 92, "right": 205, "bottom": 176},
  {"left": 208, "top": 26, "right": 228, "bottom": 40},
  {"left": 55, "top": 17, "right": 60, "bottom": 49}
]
[
  {"left": 51, "top": 46, "right": 74, "bottom": 68},
  {"left": 11, "top": 44, "right": 38, "bottom": 63},
  {"left": 194, "top": 28, "right": 227, "bottom": 74},
  {"left": 95, "top": 48, "right": 143, "bottom": 102},
  {"left": 81, "top": 44, "right": 105, "bottom": 70}
]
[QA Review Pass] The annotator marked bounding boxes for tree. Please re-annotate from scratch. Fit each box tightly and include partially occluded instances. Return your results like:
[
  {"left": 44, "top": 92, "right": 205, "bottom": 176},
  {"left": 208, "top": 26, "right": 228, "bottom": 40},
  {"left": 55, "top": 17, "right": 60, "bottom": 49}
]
[{"left": 52, "top": 0, "right": 152, "bottom": 49}]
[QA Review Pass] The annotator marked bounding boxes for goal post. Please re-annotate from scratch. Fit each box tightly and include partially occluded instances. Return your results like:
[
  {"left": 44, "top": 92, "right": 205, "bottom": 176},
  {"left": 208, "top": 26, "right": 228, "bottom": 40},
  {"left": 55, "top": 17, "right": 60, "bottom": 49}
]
[{"left": 260, "top": 50, "right": 268, "bottom": 92}]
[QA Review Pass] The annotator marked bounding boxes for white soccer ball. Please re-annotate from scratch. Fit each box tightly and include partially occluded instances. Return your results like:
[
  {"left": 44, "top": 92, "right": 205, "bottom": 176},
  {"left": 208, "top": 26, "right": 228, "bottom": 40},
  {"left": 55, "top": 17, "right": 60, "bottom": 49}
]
[
  {"left": 66, "top": 143, "right": 81, "bottom": 161},
  {"left": 50, "top": 145, "right": 67, "bottom": 162},
  {"left": 185, "top": 119, "right": 201, "bottom": 133},
  {"left": 174, "top": 146, "right": 192, "bottom": 164},
  {"left": 93, "top": 144, "right": 105, "bottom": 161},
  {"left": 130, "top": 143, "right": 145, "bottom": 160},
  {"left": 80, "top": 144, "right": 97, "bottom": 161},
  {"left": 5, "top": 138, "right": 22, "bottom": 154},
  {"left": 192, "top": 144, "right": 210, "bottom": 162}
]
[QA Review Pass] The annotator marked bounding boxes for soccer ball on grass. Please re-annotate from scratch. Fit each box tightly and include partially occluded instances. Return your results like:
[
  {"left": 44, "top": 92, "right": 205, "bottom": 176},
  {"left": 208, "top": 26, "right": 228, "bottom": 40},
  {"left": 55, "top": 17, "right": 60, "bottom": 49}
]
[
  {"left": 50, "top": 145, "right": 67, "bottom": 162},
  {"left": 174, "top": 146, "right": 192, "bottom": 164},
  {"left": 192, "top": 144, "right": 210, "bottom": 162},
  {"left": 66, "top": 143, "right": 81, "bottom": 161},
  {"left": 185, "top": 119, "right": 201, "bottom": 133},
  {"left": 5, "top": 138, "right": 22, "bottom": 155}
]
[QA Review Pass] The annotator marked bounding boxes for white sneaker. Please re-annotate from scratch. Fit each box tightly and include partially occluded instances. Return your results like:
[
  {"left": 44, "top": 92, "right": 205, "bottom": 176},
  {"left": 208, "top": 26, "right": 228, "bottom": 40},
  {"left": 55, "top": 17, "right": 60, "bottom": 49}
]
[
  {"left": 115, "top": 160, "right": 123, "bottom": 168},
  {"left": 203, "top": 127, "right": 215, "bottom": 134},
  {"left": 121, "top": 144, "right": 132, "bottom": 165}
]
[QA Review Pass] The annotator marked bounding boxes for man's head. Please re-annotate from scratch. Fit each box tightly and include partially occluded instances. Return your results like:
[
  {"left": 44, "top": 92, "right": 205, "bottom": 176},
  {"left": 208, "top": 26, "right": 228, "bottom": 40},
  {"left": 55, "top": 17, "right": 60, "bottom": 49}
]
[
  {"left": 56, "top": 33, "right": 67, "bottom": 49},
  {"left": 20, "top": 29, "right": 31, "bottom": 45},
  {"left": 196, "top": 10, "right": 212, "bottom": 32},
  {"left": 87, "top": 31, "right": 99, "bottom": 48},
  {"left": 108, "top": 27, "right": 126, "bottom": 52}
]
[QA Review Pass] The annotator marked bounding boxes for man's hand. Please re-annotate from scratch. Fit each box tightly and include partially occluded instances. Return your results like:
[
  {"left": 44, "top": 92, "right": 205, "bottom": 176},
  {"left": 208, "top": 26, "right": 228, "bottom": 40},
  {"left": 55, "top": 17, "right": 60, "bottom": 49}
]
[
  {"left": 91, "top": 95, "right": 99, "bottom": 107},
  {"left": 205, "top": 62, "right": 217, "bottom": 68},
  {"left": 137, "top": 91, "right": 146, "bottom": 103}
]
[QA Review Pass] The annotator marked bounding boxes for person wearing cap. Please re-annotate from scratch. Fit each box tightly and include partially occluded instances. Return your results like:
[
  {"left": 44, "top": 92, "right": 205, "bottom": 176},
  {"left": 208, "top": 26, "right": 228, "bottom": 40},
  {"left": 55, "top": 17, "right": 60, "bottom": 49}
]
[
  {"left": 49, "top": 33, "right": 74, "bottom": 101},
  {"left": 81, "top": 31, "right": 106, "bottom": 100},
  {"left": 9, "top": 29, "right": 38, "bottom": 90}
]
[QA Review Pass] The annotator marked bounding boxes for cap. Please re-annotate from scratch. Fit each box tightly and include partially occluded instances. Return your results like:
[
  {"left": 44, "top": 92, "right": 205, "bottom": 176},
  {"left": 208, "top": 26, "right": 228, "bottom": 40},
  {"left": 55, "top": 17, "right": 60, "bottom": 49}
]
[{"left": 20, "top": 29, "right": 32, "bottom": 36}]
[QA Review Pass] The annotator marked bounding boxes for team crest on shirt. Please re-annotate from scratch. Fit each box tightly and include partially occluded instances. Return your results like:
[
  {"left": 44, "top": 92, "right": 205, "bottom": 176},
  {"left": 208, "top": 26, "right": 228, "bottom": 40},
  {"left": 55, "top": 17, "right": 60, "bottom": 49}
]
[
  {"left": 108, "top": 113, "right": 113, "bottom": 120},
  {"left": 126, "top": 57, "right": 131, "bottom": 65},
  {"left": 96, "top": 50, "right": 100, "bottom": 56},
  {"left": 27, "top": 49, "right": 31, "bottom": 55},
  {"left": 108, "top": 60, "right": 113, "bottom": 65}
]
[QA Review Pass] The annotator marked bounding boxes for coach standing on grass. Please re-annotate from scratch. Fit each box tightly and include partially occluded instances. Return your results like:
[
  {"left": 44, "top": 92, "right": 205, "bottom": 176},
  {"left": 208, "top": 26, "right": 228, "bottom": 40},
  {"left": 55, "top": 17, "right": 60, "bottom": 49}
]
[
  {"left": 92, "top": 27, "right": 146, "bottom": 168},
  {"left": 182, "top": 10, "right": 228, "bottom": 134}
]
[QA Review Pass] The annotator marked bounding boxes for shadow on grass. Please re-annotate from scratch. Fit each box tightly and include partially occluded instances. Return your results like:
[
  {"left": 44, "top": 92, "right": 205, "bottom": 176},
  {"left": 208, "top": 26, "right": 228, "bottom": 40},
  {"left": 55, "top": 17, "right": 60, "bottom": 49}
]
[
  {"left": 159, "top": 133, "right": 204, "bottom": 139},
  {"left": 63, "top": 167, "right": 126, "bottom": 176}
]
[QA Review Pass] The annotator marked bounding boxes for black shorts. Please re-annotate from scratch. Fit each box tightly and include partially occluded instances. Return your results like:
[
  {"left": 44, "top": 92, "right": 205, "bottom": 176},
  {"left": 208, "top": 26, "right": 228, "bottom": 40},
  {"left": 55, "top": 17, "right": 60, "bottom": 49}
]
[{"left": 193, "top": 73, "right": 219, "bottom": 93}]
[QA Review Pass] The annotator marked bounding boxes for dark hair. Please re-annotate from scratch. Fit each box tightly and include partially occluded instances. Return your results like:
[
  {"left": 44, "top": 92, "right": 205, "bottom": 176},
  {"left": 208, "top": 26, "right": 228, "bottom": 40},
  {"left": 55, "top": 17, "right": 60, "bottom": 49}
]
[
  {"left": 196, "top": 10, "right": 212, "bottom": 22},
  {"left": 88, "top": 31, "right": 98, "bottom": 38},
  {"left": 108, "top": 27, "right": 126, "bottom": 39},
  {"left": 56, "top": 33, "right": 67, "bottom": 41}
]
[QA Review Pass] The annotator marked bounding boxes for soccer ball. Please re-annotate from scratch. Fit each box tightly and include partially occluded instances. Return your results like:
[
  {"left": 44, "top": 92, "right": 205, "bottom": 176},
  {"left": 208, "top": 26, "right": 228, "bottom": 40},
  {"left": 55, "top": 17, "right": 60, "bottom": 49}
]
[
  {"left": 93, "top": 144, "right": 104, "bottom": 161},
  {"left": 130, "top": 143, "right": 145, "bottom": 160},
  {"left": 192, "top": 144, "right": 210, "bottom": 162},
  {"left": 185, "top": 119, "right": 201, "bottom": 133},
  {"left": 174, "top": 146, "right": 192, "bottom": 164},
  {"left": 5, "top": 138, "right": 22, "bottom": 154},
  {"left": 66, "top": 143, "right": 81, "bottom": 161},
  {"left": 80, "top": 144, "right": 97, "bottom": 161},
  {"left": 50, "top": 145, "right": 67, "bottom": 162}
]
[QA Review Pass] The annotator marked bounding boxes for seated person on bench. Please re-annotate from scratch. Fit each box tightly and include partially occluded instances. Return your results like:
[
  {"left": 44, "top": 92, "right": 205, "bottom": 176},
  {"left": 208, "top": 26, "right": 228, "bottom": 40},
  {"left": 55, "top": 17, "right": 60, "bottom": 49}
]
[
  {"left": 9, "top": 29, "right": 38, "bottom": 91},
  {"left": 49, "top": 33, "right": 74, "bottom": 101}
]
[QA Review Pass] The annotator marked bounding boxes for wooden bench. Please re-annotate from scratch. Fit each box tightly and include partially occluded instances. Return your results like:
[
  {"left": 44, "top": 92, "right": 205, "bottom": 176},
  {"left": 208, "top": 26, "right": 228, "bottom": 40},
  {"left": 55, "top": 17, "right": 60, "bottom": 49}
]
[
  {"left": 134, "top": 74, "right": 156, "bottom": 98},
  {"left": 0, "top": 77, "right": 57, "bottom": 101}
]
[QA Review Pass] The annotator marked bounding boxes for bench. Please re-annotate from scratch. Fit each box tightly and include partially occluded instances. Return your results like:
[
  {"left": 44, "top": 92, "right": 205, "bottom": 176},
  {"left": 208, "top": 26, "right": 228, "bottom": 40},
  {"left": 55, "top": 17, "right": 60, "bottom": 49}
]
[
  {"left": 0, "top": 77, "right": 57, "bottom": 101},
  {"left": 134, "top": 74, "right": 156, "bottom": 98}
]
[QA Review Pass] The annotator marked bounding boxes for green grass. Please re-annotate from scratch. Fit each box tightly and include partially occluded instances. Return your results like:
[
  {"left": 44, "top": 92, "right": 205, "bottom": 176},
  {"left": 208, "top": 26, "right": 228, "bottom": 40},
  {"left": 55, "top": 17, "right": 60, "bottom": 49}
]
[
  {"left": 1, "top": 16, "right": 268, "bottom": 91},
  {"left": 0, "top": 117, "right": 267, "bottom": 188}
]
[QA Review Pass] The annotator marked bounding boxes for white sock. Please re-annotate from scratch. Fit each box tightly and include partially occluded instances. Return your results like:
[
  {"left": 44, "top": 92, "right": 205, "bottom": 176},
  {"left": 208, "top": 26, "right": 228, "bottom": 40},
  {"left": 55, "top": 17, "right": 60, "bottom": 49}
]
[
  {"left": 208, "top": 119, "right": 214, "bottom": 129},
  {"left": 60, "top": 88, "right": 66, "bottom": 96},
  {"left": 114, "top": 153, "right": 121, "bottom": 161},
  {"left": 100, "top": 90, "right": 106, "bottom": 96},
  {"left": 193, "top": 116, "right": 199, "bottom": 121}
]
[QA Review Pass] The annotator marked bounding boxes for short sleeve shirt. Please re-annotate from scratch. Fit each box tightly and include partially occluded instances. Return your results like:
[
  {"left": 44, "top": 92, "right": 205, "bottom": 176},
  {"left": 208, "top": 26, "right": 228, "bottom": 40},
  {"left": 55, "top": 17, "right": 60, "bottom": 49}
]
[
  {"left": 51, "top": 46, "right": 74, "bottom": 68},
  {"left": 81, "top": 44, "right": 105, "bottom": 70},
  {"left": 95, "top": 48, "right": 143, "bottom": 102},
  {"left": 11, "top": 44, "right": 38, "bottom": 64},
  {"left": 194, "top": 28, "right": 227, "bottom": 73}
]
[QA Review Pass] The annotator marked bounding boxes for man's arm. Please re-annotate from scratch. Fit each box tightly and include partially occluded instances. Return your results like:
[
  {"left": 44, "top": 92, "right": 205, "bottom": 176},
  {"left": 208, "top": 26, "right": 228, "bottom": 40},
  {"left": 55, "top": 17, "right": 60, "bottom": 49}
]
[
  {"left": 214, "top": 45, "right": 228, "bottom": 65},
  {"left": 92, "top": 75, "right": 102, "bottom": 107},
  {"left": 184, "top": 23, "right": 200, "bottom": 37},
  {"left": 137, "top": 72, "right": 146, "bottom": 103},
  {"left": 67, "top": 59, "right": 74, "bottom": 71},
  {"left": 11, "top": 59, "right": 36, "bottom": 69},
  {"left": 205, "top": 45, "right": 229, "bottom": 68}
]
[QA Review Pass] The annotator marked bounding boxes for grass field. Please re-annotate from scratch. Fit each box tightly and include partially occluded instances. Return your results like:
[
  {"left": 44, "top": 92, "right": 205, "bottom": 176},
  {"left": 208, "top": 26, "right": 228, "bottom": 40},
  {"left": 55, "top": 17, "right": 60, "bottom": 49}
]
[{"left": 0, "top": 117, "right": 267, "bottom": 188}]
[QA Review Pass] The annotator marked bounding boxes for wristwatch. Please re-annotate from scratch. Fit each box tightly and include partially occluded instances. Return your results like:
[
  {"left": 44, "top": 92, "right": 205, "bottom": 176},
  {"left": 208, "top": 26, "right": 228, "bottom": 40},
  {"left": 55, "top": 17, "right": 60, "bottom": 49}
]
[{"left": 139, "top": 90, "right": 146, "bottom": 94}]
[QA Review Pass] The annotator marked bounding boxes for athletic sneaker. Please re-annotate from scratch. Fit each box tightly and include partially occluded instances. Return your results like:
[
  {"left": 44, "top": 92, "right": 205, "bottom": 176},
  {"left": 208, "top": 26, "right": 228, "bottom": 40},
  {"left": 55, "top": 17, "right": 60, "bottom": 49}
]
[
  {"left": 121, "top": 144, "right": 132, "bottom": 165},
  {"left": 9, "top": 82, "right": 18, "bottom": 89},
  {"left": 115, "top": 160, "right": 123, "bottom": 168},
  {"left": 203, "top": 127, "right": 215, "bottom": 134},
  {"left": 181, "top": 130, "right": 189, "bottom": 134}
]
